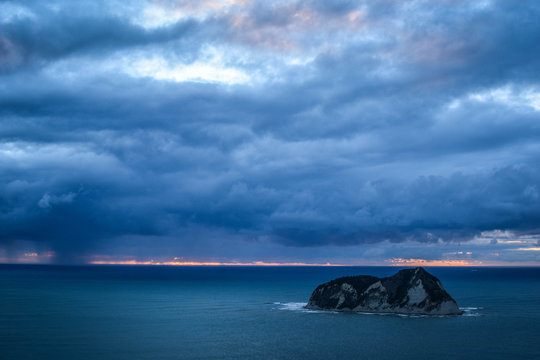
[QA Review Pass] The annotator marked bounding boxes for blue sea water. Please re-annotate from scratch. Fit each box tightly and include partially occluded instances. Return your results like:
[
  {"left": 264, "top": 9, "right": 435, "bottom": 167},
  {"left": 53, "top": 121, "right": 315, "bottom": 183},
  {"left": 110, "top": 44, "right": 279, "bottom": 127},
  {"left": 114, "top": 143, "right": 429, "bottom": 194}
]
[{"left": 1, "top": 265, "right": 539, "bottom": 360}]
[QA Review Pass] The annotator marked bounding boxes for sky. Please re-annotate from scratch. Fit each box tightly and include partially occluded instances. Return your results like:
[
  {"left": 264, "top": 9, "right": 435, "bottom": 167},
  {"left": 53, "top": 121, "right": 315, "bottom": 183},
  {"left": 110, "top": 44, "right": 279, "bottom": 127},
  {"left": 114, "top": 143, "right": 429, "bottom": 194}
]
[{"left": 1, "top": 0, "right": 540, "bottom": 266}]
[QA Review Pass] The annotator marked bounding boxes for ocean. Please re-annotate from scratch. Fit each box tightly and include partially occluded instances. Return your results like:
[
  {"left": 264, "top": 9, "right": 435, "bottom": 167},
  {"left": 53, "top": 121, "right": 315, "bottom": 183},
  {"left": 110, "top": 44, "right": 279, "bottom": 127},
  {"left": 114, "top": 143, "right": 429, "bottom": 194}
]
[{"left": 1, "top": 265, "right": 539, "bottom": 360}]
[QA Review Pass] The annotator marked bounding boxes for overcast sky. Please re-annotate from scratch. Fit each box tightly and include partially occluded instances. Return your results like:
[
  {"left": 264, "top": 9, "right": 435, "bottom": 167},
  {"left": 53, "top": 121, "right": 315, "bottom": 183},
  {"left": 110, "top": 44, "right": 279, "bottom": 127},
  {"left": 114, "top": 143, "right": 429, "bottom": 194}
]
[{"left": 1, "top": 0, "right": 540, "bottom": 265}]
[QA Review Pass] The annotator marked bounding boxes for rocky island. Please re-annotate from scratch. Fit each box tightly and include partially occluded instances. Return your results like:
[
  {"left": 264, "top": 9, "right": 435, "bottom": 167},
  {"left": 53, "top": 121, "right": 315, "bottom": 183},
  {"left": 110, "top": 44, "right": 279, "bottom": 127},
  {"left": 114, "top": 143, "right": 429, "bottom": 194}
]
[{"left": 305, "top": 267, "right": 462, "bottom": 315}]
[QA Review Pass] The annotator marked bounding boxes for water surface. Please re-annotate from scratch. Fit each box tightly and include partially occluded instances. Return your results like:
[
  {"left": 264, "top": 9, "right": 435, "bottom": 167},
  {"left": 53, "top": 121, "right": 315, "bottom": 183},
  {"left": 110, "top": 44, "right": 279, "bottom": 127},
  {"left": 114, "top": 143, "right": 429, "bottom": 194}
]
[{"left": 1, "top": 265, "right": 539, "bottom": 359}]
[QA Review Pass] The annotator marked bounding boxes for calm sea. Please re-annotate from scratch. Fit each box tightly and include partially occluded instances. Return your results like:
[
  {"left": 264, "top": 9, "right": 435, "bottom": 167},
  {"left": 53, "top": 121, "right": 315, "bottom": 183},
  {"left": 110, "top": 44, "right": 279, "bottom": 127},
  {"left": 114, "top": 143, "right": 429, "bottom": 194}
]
[{"left": 0, "top": 265, "right": 539, "bottom": 360}]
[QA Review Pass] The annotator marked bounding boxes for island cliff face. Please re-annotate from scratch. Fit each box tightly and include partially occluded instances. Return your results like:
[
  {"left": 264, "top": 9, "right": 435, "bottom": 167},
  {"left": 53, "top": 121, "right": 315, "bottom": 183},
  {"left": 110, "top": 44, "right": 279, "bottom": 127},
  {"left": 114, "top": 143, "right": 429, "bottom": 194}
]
[{"left": 305, "top": 267, "right": 462, "bottom": 315}]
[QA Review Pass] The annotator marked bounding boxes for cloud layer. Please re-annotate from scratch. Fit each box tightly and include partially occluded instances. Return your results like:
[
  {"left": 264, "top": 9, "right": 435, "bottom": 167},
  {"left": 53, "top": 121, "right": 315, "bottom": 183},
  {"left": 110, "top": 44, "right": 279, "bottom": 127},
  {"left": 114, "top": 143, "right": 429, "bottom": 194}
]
[{"left": 1, "top": 0, "right": 540, "bottom": 264}]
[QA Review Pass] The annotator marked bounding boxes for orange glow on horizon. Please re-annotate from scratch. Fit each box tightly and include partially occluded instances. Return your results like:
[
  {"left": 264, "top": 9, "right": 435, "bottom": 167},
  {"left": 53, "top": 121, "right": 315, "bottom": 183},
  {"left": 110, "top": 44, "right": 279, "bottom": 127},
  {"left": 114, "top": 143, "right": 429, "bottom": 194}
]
[
  {"left": 389, "top": 258, "right": 483, "bottom": 267},
  {"left": 88, "top": 259, "right": 342, "bottom": 266},
  {"left": 84, "top": 257, "right": 540, "bottom": 267}
]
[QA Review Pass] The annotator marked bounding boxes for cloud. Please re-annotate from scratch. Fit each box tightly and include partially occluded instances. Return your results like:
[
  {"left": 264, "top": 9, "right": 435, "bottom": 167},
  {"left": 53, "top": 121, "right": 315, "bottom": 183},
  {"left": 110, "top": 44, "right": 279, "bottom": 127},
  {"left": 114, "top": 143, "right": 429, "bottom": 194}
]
[
  {"left": 37, "top": 192, "right": 76, "bottom": 209},
  {"left": 0, "top": 2, "right": 201, "bottom": 73},
  {"left": 0, "top": 0, "right": 540, "bottom": 264}
]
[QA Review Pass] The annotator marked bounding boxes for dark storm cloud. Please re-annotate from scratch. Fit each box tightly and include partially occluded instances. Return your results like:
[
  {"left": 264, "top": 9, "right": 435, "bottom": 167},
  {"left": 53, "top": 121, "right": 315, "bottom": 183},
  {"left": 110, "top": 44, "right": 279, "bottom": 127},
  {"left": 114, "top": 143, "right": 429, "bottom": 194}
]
[
  {"left": 0, "top": 5, "right": 204, "bottom": 74},
  {"left": 1, "top": 0, "right": 540, "bottom": 261}
]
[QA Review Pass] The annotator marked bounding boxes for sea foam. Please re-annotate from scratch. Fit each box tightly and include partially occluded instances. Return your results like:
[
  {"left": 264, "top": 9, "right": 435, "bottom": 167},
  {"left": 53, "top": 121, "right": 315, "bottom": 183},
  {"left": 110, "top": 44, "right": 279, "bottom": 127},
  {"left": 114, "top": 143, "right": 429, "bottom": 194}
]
[{"left": 273, "top": 302, "right": 483, "bottom": 317}]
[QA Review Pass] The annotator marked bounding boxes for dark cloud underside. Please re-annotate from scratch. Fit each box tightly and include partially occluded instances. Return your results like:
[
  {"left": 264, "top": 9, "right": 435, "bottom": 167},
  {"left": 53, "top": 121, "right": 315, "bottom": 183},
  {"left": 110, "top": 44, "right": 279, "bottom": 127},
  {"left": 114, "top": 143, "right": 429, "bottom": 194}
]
[{"left": 1, "top": 0, "right": 540, "bottom": 263}]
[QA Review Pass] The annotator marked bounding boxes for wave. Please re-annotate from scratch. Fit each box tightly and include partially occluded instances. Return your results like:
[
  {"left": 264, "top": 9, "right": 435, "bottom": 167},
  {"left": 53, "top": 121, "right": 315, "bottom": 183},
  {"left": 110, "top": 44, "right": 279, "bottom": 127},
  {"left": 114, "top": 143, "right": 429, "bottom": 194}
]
[
  {"left": 273, "top": 302, "right": 484, "bottom": 317},
  {"left": 273, "top": 302, "right": 331, "bottom": 313},
  {"left": 460, "top": 306, "right": 484, "bottom": 317}
]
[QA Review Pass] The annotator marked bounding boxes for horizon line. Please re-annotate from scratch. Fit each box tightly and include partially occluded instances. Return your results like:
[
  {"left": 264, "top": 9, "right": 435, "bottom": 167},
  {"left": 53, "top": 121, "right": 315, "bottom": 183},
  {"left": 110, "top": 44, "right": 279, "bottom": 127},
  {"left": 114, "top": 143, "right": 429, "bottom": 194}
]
[{"left": 1, "top": 260, "right": 539, "bottom": 267}]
